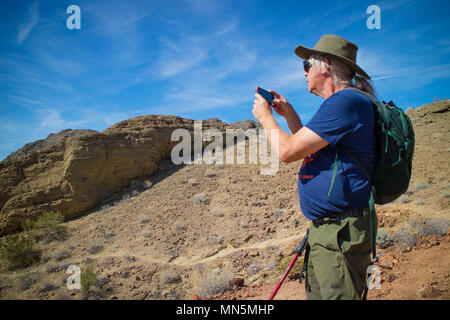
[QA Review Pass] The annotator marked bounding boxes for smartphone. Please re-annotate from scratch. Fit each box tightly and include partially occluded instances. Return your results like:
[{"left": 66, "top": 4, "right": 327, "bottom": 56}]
[{"left": 255, "top": 87, "right": 274, "bottom": 105}]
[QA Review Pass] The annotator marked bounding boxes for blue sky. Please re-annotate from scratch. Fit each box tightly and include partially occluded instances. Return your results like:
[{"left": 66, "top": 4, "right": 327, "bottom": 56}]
[{"left": 0, "top": 0, "right": 449, "bottom": 161}]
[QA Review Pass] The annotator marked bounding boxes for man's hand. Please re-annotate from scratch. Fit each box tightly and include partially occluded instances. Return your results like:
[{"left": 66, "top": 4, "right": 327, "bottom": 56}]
[
  {"left": 270, "top": 90, "right": 294, "bottom": 118},
  {"left": 252, "top": 93, "right": 273, "bottom": 123}
]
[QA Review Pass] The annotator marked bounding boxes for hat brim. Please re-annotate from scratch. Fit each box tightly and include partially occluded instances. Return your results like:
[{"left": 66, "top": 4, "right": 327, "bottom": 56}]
[{"left": 295, "top": 45, "right": 371, "bottom": 80}]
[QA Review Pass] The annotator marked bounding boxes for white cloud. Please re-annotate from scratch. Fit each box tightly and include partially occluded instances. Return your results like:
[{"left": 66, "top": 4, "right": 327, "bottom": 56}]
[{"left": 17, "top": 2, "right": 40, "bottom": 45}]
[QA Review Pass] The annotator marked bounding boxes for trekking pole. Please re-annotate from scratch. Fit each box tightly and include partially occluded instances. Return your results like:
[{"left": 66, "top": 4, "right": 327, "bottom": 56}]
[{"left": 268, "top": 229, "right": 309, "bottom": 300}]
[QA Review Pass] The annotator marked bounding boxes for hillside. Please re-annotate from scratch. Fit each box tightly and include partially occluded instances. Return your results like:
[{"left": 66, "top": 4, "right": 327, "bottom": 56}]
[{"left": 0, "top": 100, "right": 449, "bottom": 300}]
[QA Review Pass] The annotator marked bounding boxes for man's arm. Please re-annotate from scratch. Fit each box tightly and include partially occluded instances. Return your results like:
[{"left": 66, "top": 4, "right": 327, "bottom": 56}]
[
  {"left": 285, "top": 111, "right": 303, "bottom": 135},
  {"left": 259, "top": 116, "right": 328, "bottom": 163},
  {"left": 253, "top": 92, "right": 328, "bottom": 163}
]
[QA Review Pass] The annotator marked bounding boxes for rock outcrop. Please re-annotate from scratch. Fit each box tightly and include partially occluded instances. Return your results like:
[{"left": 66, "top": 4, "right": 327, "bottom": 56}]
[{"left": 0, "top": 115, "right": 259, "bottom": 236}]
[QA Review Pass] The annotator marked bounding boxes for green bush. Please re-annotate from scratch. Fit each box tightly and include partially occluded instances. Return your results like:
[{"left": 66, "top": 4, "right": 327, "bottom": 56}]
[
  {"left": 0, "top": 234, "right": 40, "bottom": 269},
  {"left": 81, "top": 264, "right": 98, "bottom": 294},
  {"left": 278, "top": 254, "right": 304, "bottom": 274},
  {"left": 22, "top": 211, "right": 67, "bottom": 242},
  {"left": 376, "top": 228, "right": 394, "bottom": 249}
]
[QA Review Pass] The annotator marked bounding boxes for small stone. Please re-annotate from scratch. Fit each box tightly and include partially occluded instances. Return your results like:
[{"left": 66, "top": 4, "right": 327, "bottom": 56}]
[
  {"left": 189, "top": 294, "right": 200, "bottom": 300},
  {"left": 188, "top": 178, "right": 198, "bottom": 186},
  {"left": 205, "top": 170, "right": 216, "bottom": 177},
  {"left": 385, "top": 273, "right": 398, "bottom": 283},
  {"left": 249, "top": 250, "right": 259, "bottom": 257},
  {"left": 234, "top": 278, "right": 245, "bottom": 287},
  {"left": 288, "top": 272, "right": 300, "bottom": 280},
  {"left": 416, "top": 285, "right": 441, "bottom": 298},
  {"left": 378, "top": 255, "right": 396, "bottom": 269},
  {"left": 194, "top": 193, "right": 208, "bottom": 204},
  {"left": 104, "top": 231, "right": 116, "bottom": 240}
]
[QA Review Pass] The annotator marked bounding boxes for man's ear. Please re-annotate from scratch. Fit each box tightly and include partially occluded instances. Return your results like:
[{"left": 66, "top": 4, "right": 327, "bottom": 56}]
[{"left": 323, "top": 57, "right": 331, "bottom": 74}]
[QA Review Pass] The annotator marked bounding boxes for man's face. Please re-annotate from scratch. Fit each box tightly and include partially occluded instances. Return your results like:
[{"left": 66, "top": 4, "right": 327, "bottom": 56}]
[
  {"left": 305, "top": 64, "right": 323, "bottom": 96},
  {"left": 304, "top": 58, "right": 330, "bottom": 97}
]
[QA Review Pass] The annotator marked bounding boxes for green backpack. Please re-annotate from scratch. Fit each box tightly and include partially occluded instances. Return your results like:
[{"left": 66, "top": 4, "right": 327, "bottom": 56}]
[
  {"left": 342, "top": 87, "right": 415, "bottom": 205},
  {"left": 329, "top": 87, "right": 415, "bottom": 260}
]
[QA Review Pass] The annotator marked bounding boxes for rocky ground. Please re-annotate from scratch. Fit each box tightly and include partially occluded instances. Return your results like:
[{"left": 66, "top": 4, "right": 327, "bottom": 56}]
[{"left": 0, "top": 100, "right": 449, "bottom": 300}]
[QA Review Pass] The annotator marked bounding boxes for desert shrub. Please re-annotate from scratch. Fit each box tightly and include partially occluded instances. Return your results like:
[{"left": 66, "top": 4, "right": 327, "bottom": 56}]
[
  {"left": 86, "top": 243, "right": 103, "bottom": 254},
  {"left": 54, "top": 249, "right": 71, "bottom": 261},
  {"left": 80, "top": 264, "right": 98, "bottom": 294},
  {"left": 210, "top": 208, "right": 223, "bottom": 217},
  {"left": 139, "top": 215, "right": 150, "bottom": 224},
  {"left": 392, "top": 225, "right": 417, "bottom": 249},
  {"left": 46, "top": 263, "right": 59, "bottom": 273},
  {"left": 175, "top": 223, "right": 187, "bottom": 232},
  {"left": 398, "top": 195, "right": 411, "bottom": 204},
  {"left": 22, "top": 211, "right": 67, "bottom": 242},
  {"left": 0, "top": 234, "right": 40, "bottom": 269},
  {"left": 411, "top": 217, "right": 450, "bottom": 236},
  {"left": 392, "top": 217, "right": 450, "bottom": 249},
  {"left": 376, "top": 228, "right": 394, "bottom": 249},
  {"left": 23, "top": 211, "right": 64, "bottom": 230},
  {"left": 210, "top": 236, "right": 224, "bottom": 245},
  {"left": 122, "top": 253, "right": 135, "bottom": 262},
  {"left": 197, "top": 269, "right": 234, "bottom": 298},
  {"left": 101, "top": 256, "right": 114, "bottom": 267},
  {"left": 414, "top": 182, "right": 429, "bottom": 192},
  {"left": 18, "top": 272, "right": 40, "bottom": 291},
  {"left": 278, "top": 254, "right": 304, "bottom": 275},
  {"left": 141, "top": 230, "right": 151, "bottom": 238},
  {"left": 248, "top": 263, "right": 262, "bottom": 276},
  {"left": 161, "top": 270, "right": 181, "bottom": 284},
  {"left": 37, "top": 281, "right": 58, "bottom": 293}
]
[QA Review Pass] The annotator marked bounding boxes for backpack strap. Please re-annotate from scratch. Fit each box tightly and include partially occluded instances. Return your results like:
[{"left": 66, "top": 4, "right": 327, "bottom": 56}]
[
  {"left": 341, "top": 148, "right": 378, "bottom": 263},
  {"left": 344, "top": 86, "right": 378, "bottom": 106}
]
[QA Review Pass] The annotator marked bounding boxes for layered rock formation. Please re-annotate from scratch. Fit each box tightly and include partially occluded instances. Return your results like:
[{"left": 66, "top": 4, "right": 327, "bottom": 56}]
[{"left": 0, "top": 115, "right": 259, "bottom": 236}]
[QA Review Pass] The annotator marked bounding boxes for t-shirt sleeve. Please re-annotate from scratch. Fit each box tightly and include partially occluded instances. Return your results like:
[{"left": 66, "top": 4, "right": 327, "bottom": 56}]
[{"left": 305, "top": 92, "right": 360, "bottom": 146}]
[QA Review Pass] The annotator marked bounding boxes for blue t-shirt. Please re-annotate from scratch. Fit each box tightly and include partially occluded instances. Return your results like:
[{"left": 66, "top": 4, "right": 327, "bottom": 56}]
[{"left": 297, "top": 88, "right": 376, "bottom": 220}]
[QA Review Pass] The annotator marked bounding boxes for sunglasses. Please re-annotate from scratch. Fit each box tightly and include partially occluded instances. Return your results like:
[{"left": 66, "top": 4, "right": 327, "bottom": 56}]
[{"left": 303, "top": 59, "right": 312, "bottom": 72}]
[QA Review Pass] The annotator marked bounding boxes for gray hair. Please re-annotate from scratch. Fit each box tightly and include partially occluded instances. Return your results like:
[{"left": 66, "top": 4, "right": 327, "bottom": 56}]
[{"left": 308, "top": 53, "right": 376, "bottom": 97}]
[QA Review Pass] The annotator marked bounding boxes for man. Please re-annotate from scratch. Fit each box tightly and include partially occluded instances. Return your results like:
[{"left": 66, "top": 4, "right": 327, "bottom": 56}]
[{"left": 252, "top": 34, "right": 376, "bottom": 300}]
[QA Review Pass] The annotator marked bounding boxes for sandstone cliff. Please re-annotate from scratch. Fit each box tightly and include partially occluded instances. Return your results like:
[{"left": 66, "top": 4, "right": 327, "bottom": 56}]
[{"left": 0, "top": 115, "right": 258, "bottom": 236}]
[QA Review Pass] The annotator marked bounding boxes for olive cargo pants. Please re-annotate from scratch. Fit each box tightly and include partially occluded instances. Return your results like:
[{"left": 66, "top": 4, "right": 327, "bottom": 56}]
[{"left": 305, "top": 210, "right": 374, "bottom": 300}]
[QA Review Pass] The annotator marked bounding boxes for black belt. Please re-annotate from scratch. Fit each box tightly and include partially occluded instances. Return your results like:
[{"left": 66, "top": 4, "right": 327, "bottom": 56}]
[{"left": 312, "top": 206, "right": 369, "bottom": 225}]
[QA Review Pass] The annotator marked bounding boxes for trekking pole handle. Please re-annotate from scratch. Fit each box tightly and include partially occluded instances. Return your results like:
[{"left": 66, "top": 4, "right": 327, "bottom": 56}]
[
  {"left": 293, "top": 229, "right": 309, "bottom": 255},
  {"left": 268, "top": 229, "right": 310, "bottom": 300}
]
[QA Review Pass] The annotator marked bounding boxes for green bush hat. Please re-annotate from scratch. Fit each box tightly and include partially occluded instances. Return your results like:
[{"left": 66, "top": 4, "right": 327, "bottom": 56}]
[{"left": 295, "top": 34, "right": 371, "bottom": 80}]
